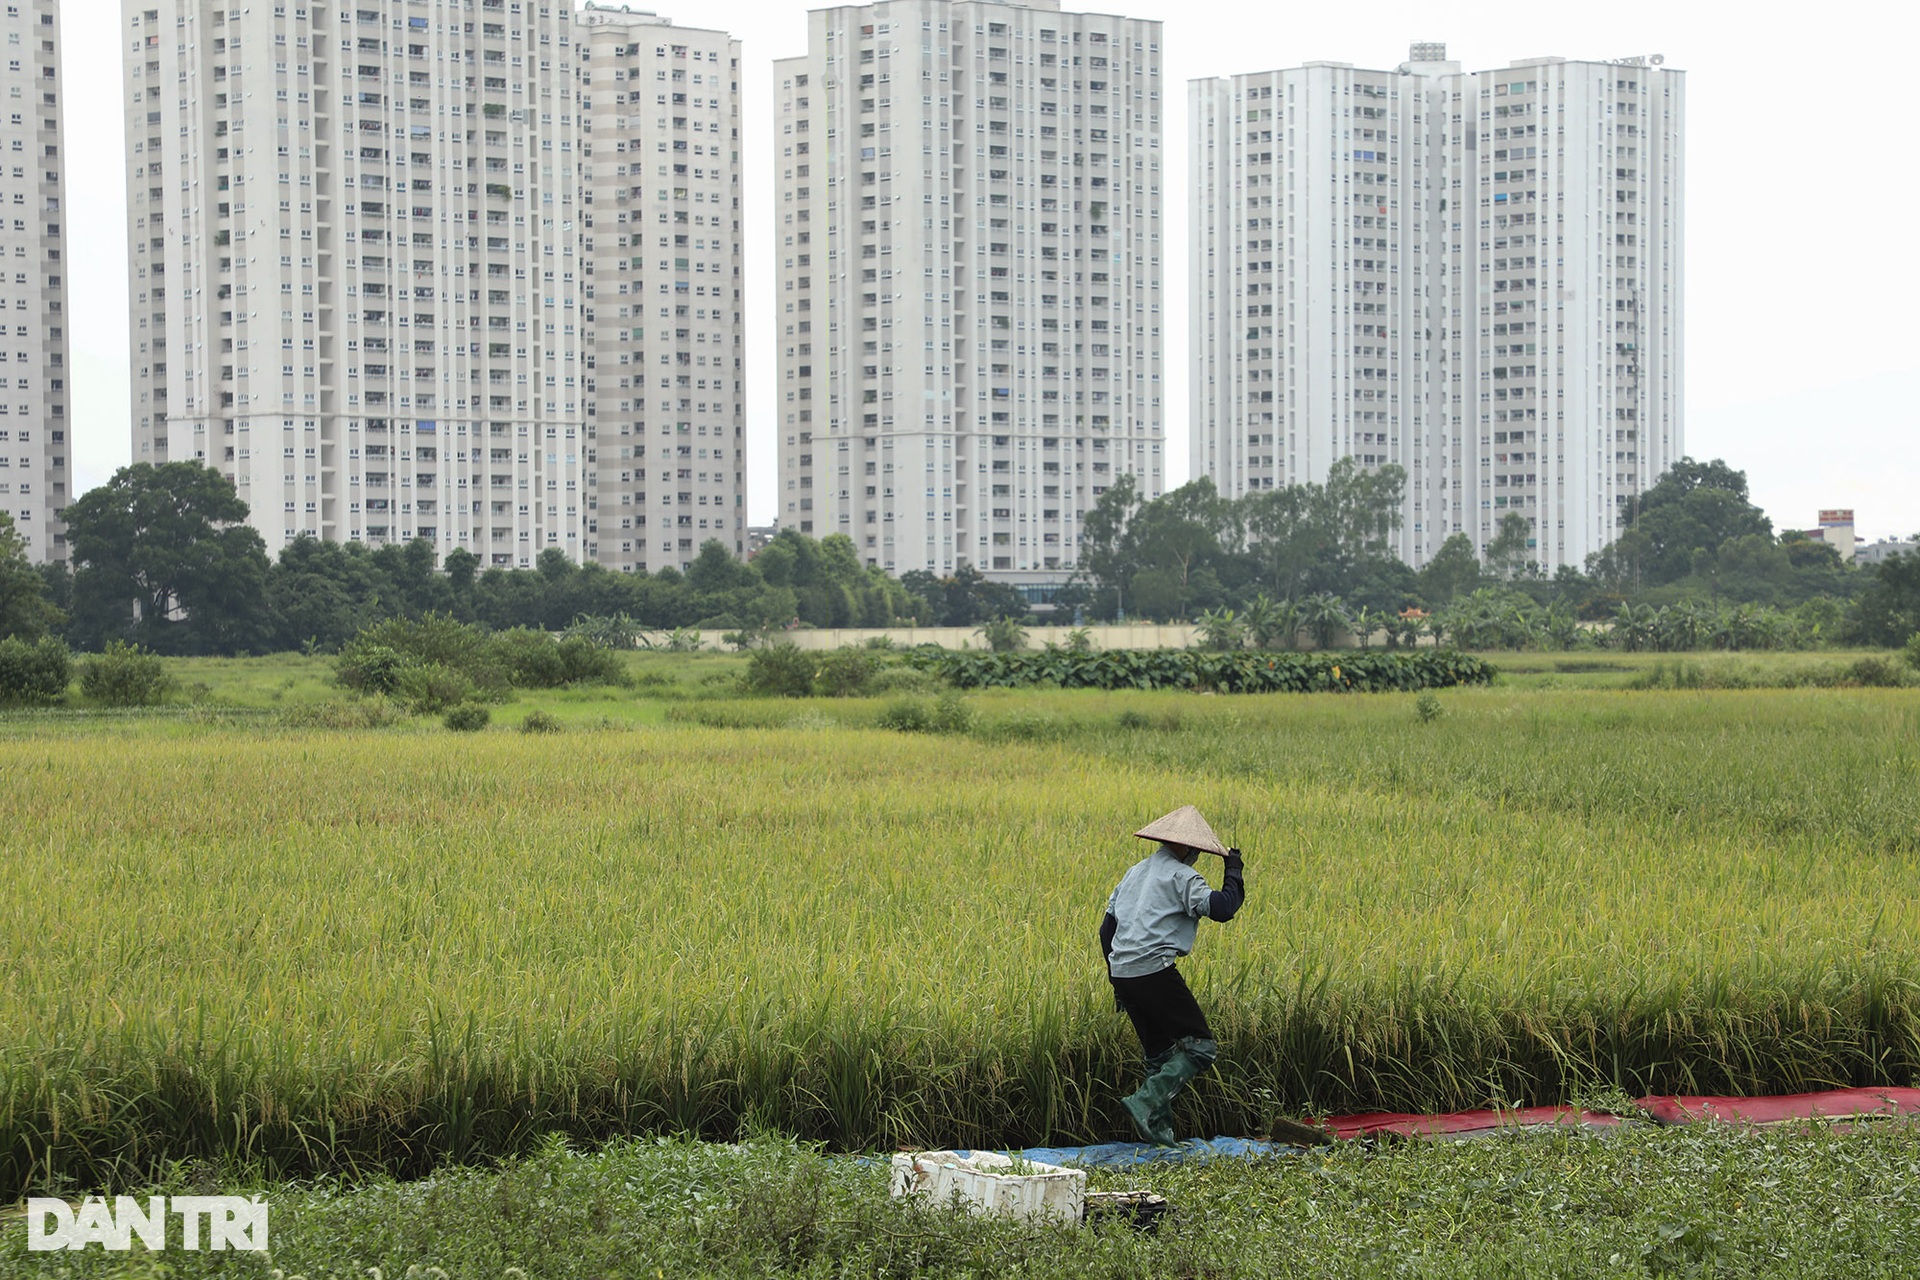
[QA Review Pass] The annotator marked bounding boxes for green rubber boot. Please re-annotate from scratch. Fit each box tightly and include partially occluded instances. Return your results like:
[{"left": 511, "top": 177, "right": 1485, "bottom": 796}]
[{"left": 1122, "top": 1038, "right": 1216, "bottom": 1146}]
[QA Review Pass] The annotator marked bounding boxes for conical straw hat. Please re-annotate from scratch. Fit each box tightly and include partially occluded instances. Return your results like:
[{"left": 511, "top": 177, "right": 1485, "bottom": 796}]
[{"left": 1133, "top": 805, "right": 1227, "bottom": 856}]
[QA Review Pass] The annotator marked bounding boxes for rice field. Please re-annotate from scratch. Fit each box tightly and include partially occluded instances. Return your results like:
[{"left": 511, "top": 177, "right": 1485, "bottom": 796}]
[{"left": 2, "top": 680, "right": 1917, "bottom": 1197}]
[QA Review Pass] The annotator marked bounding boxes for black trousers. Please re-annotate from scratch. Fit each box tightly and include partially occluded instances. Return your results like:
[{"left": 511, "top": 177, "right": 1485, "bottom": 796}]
[{"left": 1110, "top": 964, "right": 1214, "bottom": 1062}]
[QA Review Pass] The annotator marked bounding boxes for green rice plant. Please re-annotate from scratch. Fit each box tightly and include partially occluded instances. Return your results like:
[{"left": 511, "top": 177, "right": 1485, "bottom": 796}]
[{"left": 0, "top": 686, "right": 1916, "bottom": 1196}]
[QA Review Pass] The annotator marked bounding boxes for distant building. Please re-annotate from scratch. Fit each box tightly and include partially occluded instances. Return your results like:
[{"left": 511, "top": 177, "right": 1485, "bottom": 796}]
[
  {"left": 124, "top": 2, "right": 586, "bottom": 566},
  {"left": 1857, "top": 538, "right": 1916, "bottom": 567},
  {"left": 1190, "top": 42, "right": 1684, "bottom": 571},
  {"left": 123, "top": 2, "right": 745, "bottom": 576},
  {"left": 1802, "top": 509, "right": 1856, "bottom": 563},
  {"left": 774, "top": 0, "right": 1166, "bottom": 591},
  {"left": 578, "top": 4, "right": 745, "bottom": 574},
  {"left": 5, "top": 0, "right": 67, "bottom": 563}
]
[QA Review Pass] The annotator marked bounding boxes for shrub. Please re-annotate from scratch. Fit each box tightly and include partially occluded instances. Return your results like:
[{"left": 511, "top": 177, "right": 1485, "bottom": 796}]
[
  {"left": 869, "top": 666, "right": 940, "bottom": 696},
  {"left": 494, "top": 627, "right": 569, "bottom": 689},
  {"left": 395, "top": 661, "right": 474, "bottom": 716},
  {"left": 930, "top": 690, "right": 975, "bottom": 734},
  {"left": 977, "top": 617, "right": 1029, "bottom": 653},
  {"left": 553, "top": 635, "right": 628, "bottom": 687},
  {"left": 1843, "top": 655, "right": 1908, "bottom": 688},
  {"left": 79, "top": 641, "right": 175, "bottom": 707},
  {"left": 521, "top": 709, "right": 563, "bottom": 735},
  {"left": 984, "top": 708, "right": 1064, "bottom": 742},
  {"left": 443, "top": 703, "right": 491, "bottom": 732},
  {"left": 1116, "top": 708, "right": 1152, "bottom": 731},
  {"left": 876, "top": 696, "right": 932, "bottom": 732},
  {"left": 0, "top": 635, "right": 71, "bottom": 705},
  {"left": 815, "top": 648, "right": 875, "bottom": 698},
  {"left": 741, "top": 643, "right": 816, "bottom": 698},
  {"left": 1415, "top": 692, "right": 1444, "bottom": 724},
  {"left": 920, "top": 648, "right": 1494, "bottom": 694},
  {"left": 1905, "top": 633, "right": 1920, "bottom": 673},
  {"left": 276, "top": 699, "right": 404, "bottom": 730},
  {"left": 334, "top": 642, "right": 409, "bottom": 695}
]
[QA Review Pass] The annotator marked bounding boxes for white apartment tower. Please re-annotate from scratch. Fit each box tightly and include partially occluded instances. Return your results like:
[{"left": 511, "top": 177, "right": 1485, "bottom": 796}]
[
  {"left": 3, "top": 0, "right": 68, "bottom": 563},
  {"left": 776, "top": 0, "right": 1164, "bottom": 588},
  {"left": 577, "top": 3, "right": 744, "bottom": 573},
  {"left": 1191, "top": 44, "right": 1683, "bottom": 571},
  {"left": 122, "top": 0, "right": 586, "bottom": 568}
]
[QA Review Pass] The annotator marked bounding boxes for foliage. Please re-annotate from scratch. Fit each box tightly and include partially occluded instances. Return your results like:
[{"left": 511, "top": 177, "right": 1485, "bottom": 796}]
[
  {"left": 443, "top": 703, "right": 491, "bottom": 732},
  {"left": 1073, "top": 462, "right": 1408, "bottom": 622},
  {"left": 62, "top": 461, "right": 272, "bottom": 655},
  {"left": 814, "top": 647, "right": 877, "bottom": 698},
  {"left": 1415, "top": 691, "right": 1443, "bottom": 723},
  {"left": 395, "top": 661, "right": 476, "bottom": 716},
  {"left": 1853, "top": 551, "right": 1920, "bottom": 647},
  {"left": 0, "top": 511, "right": 62, "bottom": 641},
  {"left": 77, "top": 640, "right": 176, "bottom": 707},
  {"left": 899, "top": 564, "right": 1029, "bottom": 627},
  {"left": 1588, "top": 457, "right": 1774, "bottom": 589},
  {"left": 976, "top": 615, "right": 1029, "bottom": 653},
  {"left": 741, "top": 643, "right": 820, "bottom": 698},
  {"left": 0, "top": 635, "right": 71, "bottom": 705},
  {"left": 334, "top": 615, "right": 624, "bottom": 706},
  {"left": 520, "top": 709, "right": 563, "bottom": 735},
  {"left": 915, "top": 647, "right": 1493, "bottom": 693},
  {"left": 875, "top": 690, "right": 975, "bottom": 734},
  {"left": 563, "top": 612, "right": 642, "bottom": 650},
  {"left": 1193, "top": 607, "right": 1244, "bottom": 651},
  {"left": 643, "top": 625, "right": 706, "bottom": 652}
]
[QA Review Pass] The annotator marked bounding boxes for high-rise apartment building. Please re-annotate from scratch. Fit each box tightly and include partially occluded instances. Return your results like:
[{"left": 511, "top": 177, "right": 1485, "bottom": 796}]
[
  {"left": 123, "top": 0, "right": 587, "bottom": 568},
  {"left": 3, "top": 0, "right": 68, "bottom": 564},
  {"left": 578, "top": 3, "right": 744, "bottom": 573},
  {"left": 775, "top": 0, "right": 1164, "bottom": 589},
  {"left": 1191, "top": 44, "right": 1682, "bottom": 571}
]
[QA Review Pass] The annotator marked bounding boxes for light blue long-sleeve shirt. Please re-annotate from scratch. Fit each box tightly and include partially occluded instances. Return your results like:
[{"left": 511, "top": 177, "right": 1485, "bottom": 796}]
[{"left": 1104, "top": 845, "right": 1217, "bottom": 979}]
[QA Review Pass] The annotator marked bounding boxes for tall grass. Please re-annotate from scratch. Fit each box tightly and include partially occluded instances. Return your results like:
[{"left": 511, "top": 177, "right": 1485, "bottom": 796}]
[{"left": 1, "top": 687, "right": 1916, "bottom": 1195}]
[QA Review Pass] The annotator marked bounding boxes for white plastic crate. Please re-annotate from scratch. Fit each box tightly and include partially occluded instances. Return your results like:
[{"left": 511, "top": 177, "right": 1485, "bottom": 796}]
[{"left": 889, "top": 1149, "right": 1087, "bottom": 1224}]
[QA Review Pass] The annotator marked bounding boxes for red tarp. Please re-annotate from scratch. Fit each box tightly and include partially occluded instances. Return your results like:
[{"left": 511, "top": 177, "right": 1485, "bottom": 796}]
[
  {"left": 1636, "top": 1088, "right": 1920, "bottom": 1127},
  {"left": 1309, "top": 1088, "right": 1920, "bottom": 1141}
]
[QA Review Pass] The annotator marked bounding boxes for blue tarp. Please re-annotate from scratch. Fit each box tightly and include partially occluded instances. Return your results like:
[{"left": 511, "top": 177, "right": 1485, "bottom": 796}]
[{"left": 958, "top": 1137, "right": 1300, "bottom": 1169}]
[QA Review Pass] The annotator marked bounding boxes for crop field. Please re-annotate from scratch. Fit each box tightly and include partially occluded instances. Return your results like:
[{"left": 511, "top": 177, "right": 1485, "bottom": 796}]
[{"left": 2, "top": 668, "right": 1918, "bottom": 1201}]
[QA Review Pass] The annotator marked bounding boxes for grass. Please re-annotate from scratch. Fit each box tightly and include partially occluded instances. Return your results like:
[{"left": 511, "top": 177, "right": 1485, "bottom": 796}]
[{"left": 6, "top": 1122, "right": 1919, "bottom": 1277}]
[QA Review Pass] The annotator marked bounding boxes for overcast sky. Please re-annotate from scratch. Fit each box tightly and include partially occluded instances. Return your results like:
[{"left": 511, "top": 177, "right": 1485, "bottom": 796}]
[{"left": 66, "top": 0, "right": 1920, "bottom": 544}]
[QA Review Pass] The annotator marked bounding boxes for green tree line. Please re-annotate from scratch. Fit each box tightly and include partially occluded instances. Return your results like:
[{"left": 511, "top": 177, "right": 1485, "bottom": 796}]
[
  {"left": 15, "top": 463, "right": 1031, "bottom": 655},
  {"left": 4, "top": 457, "right": 1917, "bottom": 656}
]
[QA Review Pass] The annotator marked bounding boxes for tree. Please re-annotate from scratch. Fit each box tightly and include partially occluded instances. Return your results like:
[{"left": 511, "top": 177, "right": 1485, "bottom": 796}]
[
  {"left": 1485, "top": 512, "right": 1537, "bottom": 581},
  {"left": 1075, "top": 473, "right": 1144, "bottom": 618},
  {"left": 0, "top": 511, "right": 62, "bottom": 641},
  {"left": 1589, "top": 457, "right": 1772, "bottom": 589},
  {"left": 1127, "top": 478, "right": 1228, "bottom": 620},
  {"left": 63, "top": 462, "right": 271, "bottom": 654},
  {"left": 1240, "top": 459, "right": 1406, "bottom": 602},
  {"left": 1418, "top": 533, "right": 1482, "bottom": 607},
  {"left": 1193, "top": 606, "right": 1244, "bottom": 651},
  {"left": 1299, "top": 592, "right": 1350, "bottom": 650},
  {"left": 1851, "top": 550, "right": 1920, "bottom": 646}
]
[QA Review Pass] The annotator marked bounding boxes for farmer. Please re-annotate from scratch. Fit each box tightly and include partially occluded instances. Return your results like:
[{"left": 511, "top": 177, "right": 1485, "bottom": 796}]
[{"left": 1100, "top": 805, "right": 1244, "bottom": 1146}]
